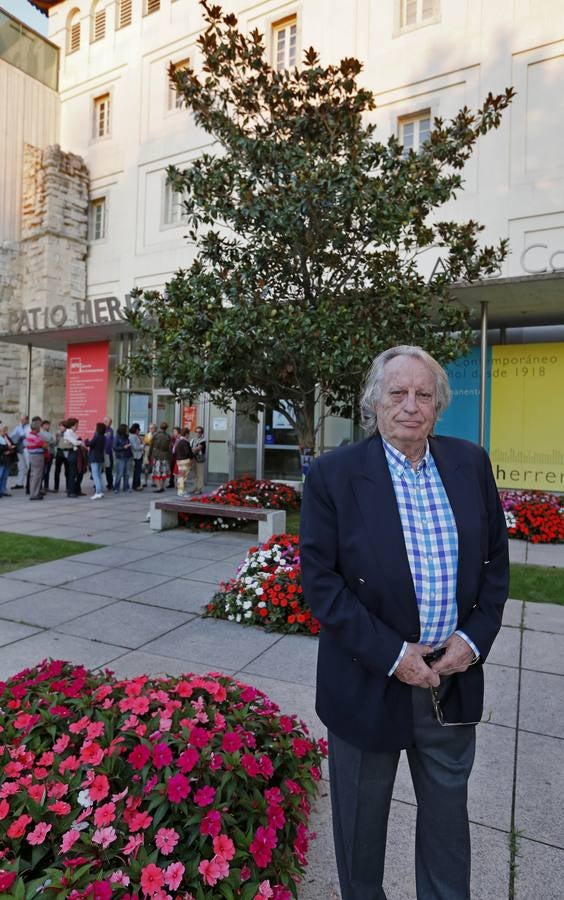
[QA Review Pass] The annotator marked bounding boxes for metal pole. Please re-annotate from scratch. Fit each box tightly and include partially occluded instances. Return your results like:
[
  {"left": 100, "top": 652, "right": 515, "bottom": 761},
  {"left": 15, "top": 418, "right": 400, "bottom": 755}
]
[
  {"left": 26, "top": 343, "right": 32, "bottom": 417},
  {"left": 479, "top": 301, "right": 488, "bottom": 447}
]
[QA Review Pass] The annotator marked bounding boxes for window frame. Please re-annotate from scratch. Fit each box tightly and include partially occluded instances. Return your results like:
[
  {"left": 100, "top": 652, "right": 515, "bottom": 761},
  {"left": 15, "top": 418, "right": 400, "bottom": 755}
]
[
  {"left": 395, "top": 0, "right": 440, "bottom": 35},
  {"left": 116, "top": 0, "right": 132, "bottom": 30},
  {"left": 92, "top": 91, "right": 112, "bottom": 140},
  {"left": 167, "top": 58, "right": 190, "bottom": 112},
  {"left": 88, "top": 196, "right": 107, "bottom": 242},
  {"left": 67, "top": 9, "right": 81, "bottom": 55},
  {"left": 144, "top": 0, "right": 161, "bottom": 17},
  {"left": 91, "top": 2, "right": 106, "bottom": 44},
  {"left": 271, "top": 14, "right": 299, "bottom": 72},
  {"left": 398, "top": 109, "right": 432, "bottom": 156},
  {"left": 162, "top": 179, "right": 185, "bottom": 229}
]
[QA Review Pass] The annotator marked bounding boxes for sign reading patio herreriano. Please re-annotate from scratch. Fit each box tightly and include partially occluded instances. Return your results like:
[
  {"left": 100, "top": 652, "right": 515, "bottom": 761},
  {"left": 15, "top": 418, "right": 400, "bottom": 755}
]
[{"left": 7, "top": 295, "right": 133, "bottom": 334}]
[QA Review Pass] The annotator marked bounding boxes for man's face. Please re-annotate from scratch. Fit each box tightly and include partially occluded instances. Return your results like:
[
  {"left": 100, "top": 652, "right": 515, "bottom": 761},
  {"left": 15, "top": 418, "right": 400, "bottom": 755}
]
[{"left": 375, "top": 356, "right": 437, "bottom": 454}]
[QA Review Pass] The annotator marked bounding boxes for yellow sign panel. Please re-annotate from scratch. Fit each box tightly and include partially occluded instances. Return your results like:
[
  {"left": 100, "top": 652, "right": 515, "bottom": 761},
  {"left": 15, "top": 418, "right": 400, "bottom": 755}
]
[{"left": 490, "top": 343, "right": 564, "bottom": 491}]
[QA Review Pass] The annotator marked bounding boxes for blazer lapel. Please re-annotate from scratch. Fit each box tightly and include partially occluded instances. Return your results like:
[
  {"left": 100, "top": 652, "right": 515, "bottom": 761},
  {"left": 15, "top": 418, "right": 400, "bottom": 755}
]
[{"left": 350, "top": 436, "right": 418, "bottom": 622}]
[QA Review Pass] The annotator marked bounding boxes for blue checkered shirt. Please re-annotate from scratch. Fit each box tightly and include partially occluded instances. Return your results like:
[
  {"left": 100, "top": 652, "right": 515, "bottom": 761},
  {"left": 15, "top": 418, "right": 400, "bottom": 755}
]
[{"left": 382, "top": 439, "right": 479, "bottom": 674}]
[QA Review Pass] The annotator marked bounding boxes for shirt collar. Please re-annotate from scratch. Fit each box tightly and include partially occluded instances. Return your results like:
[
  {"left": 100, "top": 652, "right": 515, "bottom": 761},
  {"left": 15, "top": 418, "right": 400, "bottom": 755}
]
[{"left": 382, "top": 437, "right": 431, "bottom": 477}]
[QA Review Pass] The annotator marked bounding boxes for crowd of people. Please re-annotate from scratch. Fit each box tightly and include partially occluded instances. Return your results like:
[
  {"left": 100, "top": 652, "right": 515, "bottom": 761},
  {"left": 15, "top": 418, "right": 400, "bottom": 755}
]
[{"left": 0, "top": 414, "right": 206, "bottom": 501}]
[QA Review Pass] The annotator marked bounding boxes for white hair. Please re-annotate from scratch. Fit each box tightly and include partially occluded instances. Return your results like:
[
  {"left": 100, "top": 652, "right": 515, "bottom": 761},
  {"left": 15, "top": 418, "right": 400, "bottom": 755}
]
[{"left": 360, "top": 345, "right": 451, "bottom": 436}]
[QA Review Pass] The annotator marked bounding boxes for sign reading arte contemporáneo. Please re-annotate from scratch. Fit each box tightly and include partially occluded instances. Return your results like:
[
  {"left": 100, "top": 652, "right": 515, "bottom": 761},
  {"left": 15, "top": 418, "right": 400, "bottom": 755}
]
[
  {"left": 7, "top": 296, "right": 132, "bottom": 334},
  {"left": 65, "top": 342, "right": 109, "bottom": 440},
  {"left": 436, "top": 343, "right": 564, "bottom": 491}
]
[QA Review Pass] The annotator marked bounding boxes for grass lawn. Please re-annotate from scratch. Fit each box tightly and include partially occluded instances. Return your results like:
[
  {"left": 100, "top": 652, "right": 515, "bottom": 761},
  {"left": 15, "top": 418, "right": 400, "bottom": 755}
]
[
  {"left": 509, "top": 562, "right": 564, "bottom": 605},
  {"left": 0, "top": 532, "right": 103, "bottom": 575}
]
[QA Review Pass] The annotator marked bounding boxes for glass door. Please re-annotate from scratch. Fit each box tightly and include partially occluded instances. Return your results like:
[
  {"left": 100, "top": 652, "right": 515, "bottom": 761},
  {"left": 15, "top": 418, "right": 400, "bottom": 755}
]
[
  {"left": 206, "top": 402, "right": 233, "bottom": 483},
  {"left": 234, "top": 408, "right": 259, "bottom": 478},
  {"left": 263, "top": 403, "right": 301, "bottom": 480},
  {"left": 153, "top": 391, "right": 180, "bottom": 430}
]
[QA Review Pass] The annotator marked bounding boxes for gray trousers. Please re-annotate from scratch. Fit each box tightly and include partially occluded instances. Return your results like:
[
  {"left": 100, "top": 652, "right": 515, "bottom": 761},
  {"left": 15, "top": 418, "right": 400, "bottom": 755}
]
[
  {"left": 329, "top": 679, "right": 476, "bottom": 900},
  {"left": 28, "top": 454, "right": 45, "bottom": 499}
]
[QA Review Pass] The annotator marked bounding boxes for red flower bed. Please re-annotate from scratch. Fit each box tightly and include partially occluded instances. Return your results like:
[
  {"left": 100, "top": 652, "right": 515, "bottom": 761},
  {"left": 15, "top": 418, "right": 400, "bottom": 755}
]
[
  {"left": 0, "top": 660, "right": 326, "bottom": 898},
  {"left": 500, "top": 490, "right": 564, "bottom": 543},
  {"left": 206, "top": 535, "right": 320, "bottom": 636},
  {"left": 179, "top": 478, "right": 301, "bottom": 532}
]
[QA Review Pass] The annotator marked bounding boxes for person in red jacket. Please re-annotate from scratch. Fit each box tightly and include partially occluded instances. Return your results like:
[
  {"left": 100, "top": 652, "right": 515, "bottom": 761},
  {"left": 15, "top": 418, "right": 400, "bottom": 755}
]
[{"left": 25, "top": 417, "right": 47, "bottom": 501}]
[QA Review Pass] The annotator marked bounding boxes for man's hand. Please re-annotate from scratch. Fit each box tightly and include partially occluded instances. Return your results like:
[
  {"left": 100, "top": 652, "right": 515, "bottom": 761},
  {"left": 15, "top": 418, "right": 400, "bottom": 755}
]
[
  {"left": 394, "top": 643, "right": 440, "bottom": 688},
  {"left": 430, "top": 634, "right": 475, "bottom": 676}
]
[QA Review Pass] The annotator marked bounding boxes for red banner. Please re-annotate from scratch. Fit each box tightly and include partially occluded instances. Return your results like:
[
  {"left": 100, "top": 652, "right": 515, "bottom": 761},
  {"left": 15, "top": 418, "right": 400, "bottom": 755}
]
[
  {"left": 182, "top": 405, "right": 198, "bottom": 432},
  {"left": 65, "top": 342, "right": 110, "bottom": 441}
]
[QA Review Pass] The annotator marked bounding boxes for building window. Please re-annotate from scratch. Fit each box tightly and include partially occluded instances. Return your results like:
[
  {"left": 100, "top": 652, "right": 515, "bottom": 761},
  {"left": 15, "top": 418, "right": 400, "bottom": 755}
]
[
  {"left": 163, "top": 181, "right": 184, "bottom": 226},
  {"left": 89, "top": 198, "right": 106, "bottom": 240},
  {"left": 399, "top": 0, "right": 439, "bottom": 30},
  {"left": 272, "top": 15, "right": 298, "bottom": 71},
  {"left": 117, "top": 0, "right": 132, "bottom": 29},
  {"left": 67, "top": 8, "right": 81, "bottom": 54},
  {"left": 93, "top": 93, "right": 111, "bottom": 138},
  {"left": 399, "top": 111, "right": 431, "bottom": 155},
  {"left": 91, "top": 2, "right": 106, "bottom": 43},
  {"left": 144, "top": 0, "right": 160, "bottom": 16},
  {"left": 168, "top": 59, "right": 189, "bottom": 110}
]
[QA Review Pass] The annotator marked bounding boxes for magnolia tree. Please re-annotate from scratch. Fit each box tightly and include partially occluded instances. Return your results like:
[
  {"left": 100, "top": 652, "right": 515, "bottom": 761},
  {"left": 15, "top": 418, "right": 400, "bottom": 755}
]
[{"left": 124, "top": 0, "right": 513, "bottom": 451}]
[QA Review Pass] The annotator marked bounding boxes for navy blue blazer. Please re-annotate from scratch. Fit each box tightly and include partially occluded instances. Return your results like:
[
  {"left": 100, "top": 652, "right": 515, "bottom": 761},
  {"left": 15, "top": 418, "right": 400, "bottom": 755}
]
[{"left": 300, "top": 434, "right": 509, "bottom": 752}]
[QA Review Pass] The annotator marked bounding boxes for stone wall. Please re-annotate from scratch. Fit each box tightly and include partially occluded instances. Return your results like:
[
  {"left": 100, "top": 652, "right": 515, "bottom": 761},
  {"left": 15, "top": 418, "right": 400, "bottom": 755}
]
[{"left": 0, "top": 144, "right": 89, "bottom": 428}]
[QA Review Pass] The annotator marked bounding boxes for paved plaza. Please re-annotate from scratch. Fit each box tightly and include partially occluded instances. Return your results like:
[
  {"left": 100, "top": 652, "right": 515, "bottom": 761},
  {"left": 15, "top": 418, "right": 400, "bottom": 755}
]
[{"left": 0, "top": 488, "right": 563, "bottom": 899}]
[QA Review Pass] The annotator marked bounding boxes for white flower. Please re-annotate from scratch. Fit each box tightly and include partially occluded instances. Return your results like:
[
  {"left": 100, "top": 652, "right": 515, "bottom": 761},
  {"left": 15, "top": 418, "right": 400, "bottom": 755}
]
[
  {"left": 236, "top": 614, "right": 241, "bottom": 622},
  {"left": 77, "top": 789, "right": 92, "bottom": 808},
  {"left": 255, "top": 587, "right": 264, "bottom": 596},
  {"left": 257, "top": 601, "right": 266, "bottom": 608}
]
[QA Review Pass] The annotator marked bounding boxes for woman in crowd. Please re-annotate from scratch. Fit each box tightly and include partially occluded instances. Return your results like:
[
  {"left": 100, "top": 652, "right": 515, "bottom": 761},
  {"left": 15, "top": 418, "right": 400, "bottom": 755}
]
[
  {"left": 169, "top": 426, "right": 180, "bottom": 489},
  {"left": 190, "top": 425, "right": 207, "bottom": 495},
  {"left": 62, "top": 418, "right": 84, "bottom": 498},
  {"left": 129, "top": 423, "right": 144, "bottom": 491},
  {"left": 142, "top": 423, "right": 157, "bottom": 487},
  {"left": 53, "top": 421, "right": 69, "bottom": 493},
  {"left": 149, "top": 422, "right": 172, "bottom": 493},
  {"left": 113, "top": 423, "right": 132, "bottom": 493},
  {"left": 40, "top": 420, "right": 57, "bottom": 492},
  {"left": 0, "top": 424, "right": 16, "bottom": 497},
  {"left": 174, "top": 427, "right": 194, "bottom": 497},
  {"left": 87, "top": 421, "right": 106, "bottom": 499}
]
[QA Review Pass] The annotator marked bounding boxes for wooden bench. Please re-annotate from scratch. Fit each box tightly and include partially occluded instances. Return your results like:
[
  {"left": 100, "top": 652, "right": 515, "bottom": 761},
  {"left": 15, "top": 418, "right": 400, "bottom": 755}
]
[{"left": 150, "top": 498, "right": 286, "bottom": 542}]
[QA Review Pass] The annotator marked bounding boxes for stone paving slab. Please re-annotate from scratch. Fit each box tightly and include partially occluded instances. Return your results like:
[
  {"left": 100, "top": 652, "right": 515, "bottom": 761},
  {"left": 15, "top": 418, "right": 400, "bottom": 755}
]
[
  {"left": 0, "top": 619, "right": 42, "bottom": 647},
  {"left": 482, "top": 662, "right": 520, "bottom": 728},
  {"left": 519, "top": 670, "right": 564, "bottom": 739},
  {"left": 0, "top": 577, "right": 50, "bottom": 603},
  {"left": 0, "top": 630, "right": 126, "bottom": 680},
  {"left": 521, "top": 629, "right": 564, "bottom": 676},
  {"left": 468, "top": 722, "right": 516, "bottom": 832},
  {"left": 0, "top": 587, "right": 116, "bottom": 628},
  {"left": 486, "top": 624, "right": 521, "bottom": 668},
  {"left": 241, "top": 633, "right": 319, "bottom": 687},
  {"left": 121, "top": 552, "right": 214, "bottom": 578},
  {"left": 184, "top": 561, "right": 241, "bottom": 584},
  {"left": 524, "top": 600, "right": 564, "bottom": 635},
  {"left": 66, "top": 568, "right": 174, "bottom": 600},
  {"left": 56, "top": 600, "right": 195, "bottom": 649},
  {"left": 508, "top": 540, "right": 527, "bottom": 563},
  {"left": 7, "top": 559, "right": 110, "bottom": 587},
  {"left": 64, "top": 546, "right": 153, "bottom": 566},
  {"left": 525, "top": 544, "right": 564, "bottom": 568},
  {"left": 180, "top": 541, "right": 252, "bottom": 561},
  {"left": 143, "top": 617, "right": 282, "bottom": 670},
  {"left": 130, "top": 578, "right": 217, "bottom": 613},
  {"left": 515, "top": 730, "right": 564, "bottom": 848},
  {"left": 503, "top": 597, "right": 524, "bottom": 627},
  {"left": 514, "top": 836, "right": 564, "bottom": 900}
]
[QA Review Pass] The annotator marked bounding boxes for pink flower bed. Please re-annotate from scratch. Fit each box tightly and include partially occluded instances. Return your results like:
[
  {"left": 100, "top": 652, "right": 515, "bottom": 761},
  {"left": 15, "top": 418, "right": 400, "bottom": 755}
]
[{"left": 0, "top": 660, "right": 327, "bottom": 899}]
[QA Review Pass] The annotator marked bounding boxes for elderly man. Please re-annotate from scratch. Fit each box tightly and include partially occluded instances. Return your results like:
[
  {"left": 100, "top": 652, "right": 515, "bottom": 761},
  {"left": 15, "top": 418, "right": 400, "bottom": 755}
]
[{"left": 300, "top": 345, "right": 509, "bottom": 900}]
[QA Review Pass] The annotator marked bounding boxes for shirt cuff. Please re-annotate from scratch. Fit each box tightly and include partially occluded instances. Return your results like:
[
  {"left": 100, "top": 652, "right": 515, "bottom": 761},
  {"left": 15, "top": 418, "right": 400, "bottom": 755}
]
[
  {"left": 388, "top": 641, "right": 408, "bottom": 676},
  {"left": 455, "top": 630, "right": 480, "bottom": 662}
]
